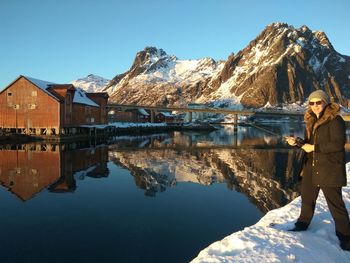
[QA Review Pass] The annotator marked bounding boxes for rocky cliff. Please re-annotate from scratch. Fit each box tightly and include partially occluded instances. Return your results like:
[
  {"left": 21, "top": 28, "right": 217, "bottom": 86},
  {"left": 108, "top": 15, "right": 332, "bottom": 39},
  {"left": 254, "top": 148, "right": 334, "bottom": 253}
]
[
  {"left": 73, "top": 23, "right": 350, "bottom": 109},
  {"left": 207, "top": 23, "right": 350, "bottom": 107}
]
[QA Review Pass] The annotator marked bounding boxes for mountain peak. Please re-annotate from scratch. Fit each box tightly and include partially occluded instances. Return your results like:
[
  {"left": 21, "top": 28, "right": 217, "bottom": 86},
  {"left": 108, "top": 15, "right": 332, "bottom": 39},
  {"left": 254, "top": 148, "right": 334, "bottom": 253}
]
[
  {"left": 71, "top": 74, "right": 110, "bottom": 93},
  {"left": 269, "top": 22, "right": 290, "bottom": 29},
  {"left": 76, "top": 23, "right": 350, "bottom": 109},
  {"left": 143, "top": 46, "right": 167, "bottom": 58},
  {"left": 131, "top": 46, "right": 173, "bottom": 69},
  {"left": 300, "top": 24, "right": 311, "bottom": 33},
  {"left": 208, "top": 23, "right": 350, "bottom": 107}
]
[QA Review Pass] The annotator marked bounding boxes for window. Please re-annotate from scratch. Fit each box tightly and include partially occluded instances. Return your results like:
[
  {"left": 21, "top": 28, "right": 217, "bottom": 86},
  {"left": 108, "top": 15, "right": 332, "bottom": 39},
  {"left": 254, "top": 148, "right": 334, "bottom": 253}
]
[
  {"left": 7, "top": 92, "right": 12, "bottom": 96},
  {"left": 85, "top": 106, "right": 91, "bottom": 115},
  {"left": 13, "top": 104, "right": 20, "bottom": 109},
  {"left": 91, "top": 117, "right": 95, "bottom": 123},
  {"left": 32, "top": 91, "right": 37, "bottom": 96},
  {"left": 28, "top": 104, "right": 36, "bottom": 109}
]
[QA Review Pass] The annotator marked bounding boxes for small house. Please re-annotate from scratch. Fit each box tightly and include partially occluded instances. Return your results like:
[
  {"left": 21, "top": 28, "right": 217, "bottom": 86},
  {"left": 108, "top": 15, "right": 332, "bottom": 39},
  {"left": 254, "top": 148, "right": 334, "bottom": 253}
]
[
  {"left": 109, "top": 108, "right": 150, "bottom": 123},
  {"left": 155, "top": 111, "right": 175, "bottom": 123}
]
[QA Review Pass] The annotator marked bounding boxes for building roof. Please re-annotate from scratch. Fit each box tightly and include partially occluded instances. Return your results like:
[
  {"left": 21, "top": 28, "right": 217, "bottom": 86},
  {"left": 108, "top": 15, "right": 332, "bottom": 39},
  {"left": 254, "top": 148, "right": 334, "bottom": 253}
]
[
  {"left": 26, "top": 76, "right": 99, "bottom": 107},
  {"left": 159, "top": 112, "right": 174, "bottom": 117},
  {"left": 25, "top": 76, "right": 61, "bottom": 101},
  {"left": 73, "top": 88, "right": 99, "bottom": 107},
  {"left": 87, "top": 92, "right": 109, "bottom": 98},
  {"left": 138, "top": 108, "right": 150, "bottom": 116}
]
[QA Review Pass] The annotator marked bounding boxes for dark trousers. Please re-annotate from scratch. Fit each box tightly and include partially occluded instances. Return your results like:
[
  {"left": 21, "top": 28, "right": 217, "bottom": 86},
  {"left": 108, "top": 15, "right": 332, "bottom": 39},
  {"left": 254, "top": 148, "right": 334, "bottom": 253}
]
[{"left": 298, "top": 164, "right": 350, "bottom": 236}]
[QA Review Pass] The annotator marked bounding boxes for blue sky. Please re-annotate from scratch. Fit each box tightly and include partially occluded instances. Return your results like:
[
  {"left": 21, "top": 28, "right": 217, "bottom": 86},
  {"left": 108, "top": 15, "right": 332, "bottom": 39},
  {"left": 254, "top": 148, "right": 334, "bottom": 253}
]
[{"left": 0, "top": 0, "right": 349, "bottom": 89}]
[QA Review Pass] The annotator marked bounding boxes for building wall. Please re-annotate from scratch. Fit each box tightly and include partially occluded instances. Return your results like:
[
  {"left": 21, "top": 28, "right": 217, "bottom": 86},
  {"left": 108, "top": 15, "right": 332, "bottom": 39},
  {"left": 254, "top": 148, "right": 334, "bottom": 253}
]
[
  {"left": 109, "top": 111, "right": 150, "bottom": 123},
  {"left": 71, "top": 104, "right": 101, "bottom": 125},
  {"left": 0, "top": 77, "right": 61, "bottom": 130},
  {"left": 48, "top": 87, "right": 75, "bottom": 127},
  {"left": 86, "top": 93, "right": 109, "bottom": 124}
]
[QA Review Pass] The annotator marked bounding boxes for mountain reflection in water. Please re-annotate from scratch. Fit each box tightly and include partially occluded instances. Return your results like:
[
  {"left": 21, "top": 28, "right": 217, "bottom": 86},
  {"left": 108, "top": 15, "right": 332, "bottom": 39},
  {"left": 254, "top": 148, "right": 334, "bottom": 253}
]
[
  {"left": 0, "top": 126, "right": 312, "bottom": 263},
  {"left": 0, "top": 126, "right": 304, "bottom": 213},
  {"left": 109, "top": 130, "right": 303, "bottom": 212}
]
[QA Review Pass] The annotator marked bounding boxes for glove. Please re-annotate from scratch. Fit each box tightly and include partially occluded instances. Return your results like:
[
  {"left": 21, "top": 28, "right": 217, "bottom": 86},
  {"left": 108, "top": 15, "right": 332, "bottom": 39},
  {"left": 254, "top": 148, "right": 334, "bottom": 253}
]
[{"left": 301, "top": 143, "right": 314, "bottom": 153}]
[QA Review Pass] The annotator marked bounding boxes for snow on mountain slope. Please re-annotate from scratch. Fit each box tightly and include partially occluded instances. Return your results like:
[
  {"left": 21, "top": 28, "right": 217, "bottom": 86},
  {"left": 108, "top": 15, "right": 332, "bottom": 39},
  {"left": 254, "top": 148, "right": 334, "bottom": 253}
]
[
  {"left": 207, "top": 23, "right": 350, "bottom": 108},
  {"left": 71, "top": 23, "right": 350, "bottom": 109},
  {"left": 103, "top": 47, "right": 224, "bottom": 106},
  {"left": 135, "top": 57, "right": 221, "bottom": 84},
  {"left": 71, "top": 74, "right": 110, "bottom": 93}
]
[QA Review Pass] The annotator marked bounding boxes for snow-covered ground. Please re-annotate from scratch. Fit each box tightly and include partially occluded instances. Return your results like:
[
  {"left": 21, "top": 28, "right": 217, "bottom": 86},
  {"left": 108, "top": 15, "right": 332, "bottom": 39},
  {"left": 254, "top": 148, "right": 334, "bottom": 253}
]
[
  {"left": 191, "top": 163, "right": 350, "bottom": 263},
  {"left": 80, "top": 122, "right": 168, "bottom": 129}
]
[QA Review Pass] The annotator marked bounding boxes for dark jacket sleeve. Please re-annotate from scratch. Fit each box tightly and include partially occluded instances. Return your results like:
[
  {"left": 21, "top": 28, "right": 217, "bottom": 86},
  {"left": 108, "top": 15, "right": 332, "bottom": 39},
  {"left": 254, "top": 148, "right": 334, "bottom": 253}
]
[{"left": 314, "top": 116, "right": 345, "bottom": 153}]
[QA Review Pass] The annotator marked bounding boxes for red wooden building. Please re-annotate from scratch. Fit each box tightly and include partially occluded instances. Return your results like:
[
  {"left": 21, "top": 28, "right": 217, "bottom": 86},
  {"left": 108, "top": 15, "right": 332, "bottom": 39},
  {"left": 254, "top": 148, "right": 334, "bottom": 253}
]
[
  {"left": 155, "top": 111, "right": 175, "bottom": 123},
  {"left": 0, "top": 76, "right": 109, "bottom": 135},
  {"left": 109, "top": 108, "right": 150, "bottom": 123}
]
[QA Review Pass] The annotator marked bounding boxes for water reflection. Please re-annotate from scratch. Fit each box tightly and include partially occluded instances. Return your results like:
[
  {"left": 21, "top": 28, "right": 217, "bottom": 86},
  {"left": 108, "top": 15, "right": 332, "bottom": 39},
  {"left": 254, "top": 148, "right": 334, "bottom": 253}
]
[
  {"left": 109, "top": 129, "right": 303, "bottom": 212},
  {"left": 0, "top": 143, "right": 109, "bottom": 200},
  {"left": 0, "top": 124, "right": 350, "bottom": 263},
  {"left": 0, "top": 126, "right": 309, "bottom": 263},
  {"left": 0, "top": 126, "right": 304, "bottom": 212}
]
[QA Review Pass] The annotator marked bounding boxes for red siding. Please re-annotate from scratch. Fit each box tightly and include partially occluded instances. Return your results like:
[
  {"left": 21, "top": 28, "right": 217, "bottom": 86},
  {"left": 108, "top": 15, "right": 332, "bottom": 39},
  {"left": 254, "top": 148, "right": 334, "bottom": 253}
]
[
  {"left": 86, "top": 93, "right": 109, "bottom": 124},
  {"left": 71, "top": 104, "right": 100, "bottom": 125},
  {"left": 0, "top": 77, "right": 61, "bottom": 130}
]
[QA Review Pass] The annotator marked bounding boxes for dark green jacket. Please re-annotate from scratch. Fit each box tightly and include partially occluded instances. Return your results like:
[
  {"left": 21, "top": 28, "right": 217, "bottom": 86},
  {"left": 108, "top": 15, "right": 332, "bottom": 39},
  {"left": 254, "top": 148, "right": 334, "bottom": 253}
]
[{"left": 303, "top": 103, "right": 347, "bottom": 187}]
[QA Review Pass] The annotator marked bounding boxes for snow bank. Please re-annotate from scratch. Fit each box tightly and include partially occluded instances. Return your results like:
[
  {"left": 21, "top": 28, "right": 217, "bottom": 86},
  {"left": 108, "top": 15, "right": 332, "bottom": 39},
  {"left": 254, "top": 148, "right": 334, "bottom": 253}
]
[
  {"left": 109, "top": 122, "right": 167, "bottom": 128},
  {"left": 80, "top": 122, "right": 168, "bottom": 129},
  {"left": 192, "top": 163, "right": 350, "bottom": 262}
]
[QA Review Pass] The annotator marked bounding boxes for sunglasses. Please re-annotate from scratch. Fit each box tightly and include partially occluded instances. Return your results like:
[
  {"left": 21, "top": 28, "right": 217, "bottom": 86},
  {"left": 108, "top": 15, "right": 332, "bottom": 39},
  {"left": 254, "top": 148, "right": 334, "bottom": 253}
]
[{"left": 309, "top": 101, "right": 323, "bottom": 106}]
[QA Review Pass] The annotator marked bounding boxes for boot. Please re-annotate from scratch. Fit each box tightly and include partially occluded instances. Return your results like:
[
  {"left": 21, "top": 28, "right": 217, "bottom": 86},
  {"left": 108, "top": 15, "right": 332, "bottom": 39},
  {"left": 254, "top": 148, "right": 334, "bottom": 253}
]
[
  {"left": 337, "top": 232, "right": 350, "bottom": 251},
  {"left": 289, "top": 221, "right": 309, "bottom": 232},
  {"left": 340, "top": 238, "right": 350, "bottom": 251}
]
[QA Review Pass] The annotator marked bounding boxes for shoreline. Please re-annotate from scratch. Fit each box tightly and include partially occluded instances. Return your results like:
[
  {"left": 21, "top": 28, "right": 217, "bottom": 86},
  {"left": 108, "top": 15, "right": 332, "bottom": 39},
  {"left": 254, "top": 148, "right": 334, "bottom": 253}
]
[
  {"left": 191, "top": 164, "right": 350, "bottom": 262},
  {"left": 0, "top": 122, "right": 219, "bottom": 144}
]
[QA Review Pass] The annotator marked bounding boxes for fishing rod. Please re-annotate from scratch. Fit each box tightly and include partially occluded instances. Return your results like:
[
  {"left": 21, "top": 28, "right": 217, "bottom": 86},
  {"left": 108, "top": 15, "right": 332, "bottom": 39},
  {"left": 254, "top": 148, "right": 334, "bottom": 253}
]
[
  {"left": 246, "top": 121, "right": 305, "bottom": 147},
  {"left": 246, "top": 122, "right": 281, "bottom": 137}
]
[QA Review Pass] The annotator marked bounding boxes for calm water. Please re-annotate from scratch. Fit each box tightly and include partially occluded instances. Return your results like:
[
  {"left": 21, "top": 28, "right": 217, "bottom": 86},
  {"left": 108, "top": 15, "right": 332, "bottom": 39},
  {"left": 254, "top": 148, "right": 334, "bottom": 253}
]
[{"left": 0, "top": 122, "right": 318, "bottom": 263}]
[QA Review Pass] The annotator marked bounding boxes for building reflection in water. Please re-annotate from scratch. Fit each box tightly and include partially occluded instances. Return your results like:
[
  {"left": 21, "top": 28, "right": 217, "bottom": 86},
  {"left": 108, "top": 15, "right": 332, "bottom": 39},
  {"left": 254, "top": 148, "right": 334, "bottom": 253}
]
[
  {"left": 0, "top": 129, "right": 304, "bottom": 213},
  {"left": 0, "top": 143, "right": 109, "bottom": 201}
]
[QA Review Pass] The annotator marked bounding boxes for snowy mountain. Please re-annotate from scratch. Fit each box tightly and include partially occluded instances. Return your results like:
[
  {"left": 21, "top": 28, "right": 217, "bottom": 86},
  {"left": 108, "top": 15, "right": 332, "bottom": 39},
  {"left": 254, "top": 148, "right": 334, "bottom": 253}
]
[
  {"left": 103, "top": 46, "right": 224, "bottom": 106},
  {"left": 208, "top": 23, "right": 350, "bottom": 108},
  {"left": 73, "top": 23, "right": 350, "bottom": 109},
  {"left": 71, "top": 74, "right": 110, "bottom": 93}
]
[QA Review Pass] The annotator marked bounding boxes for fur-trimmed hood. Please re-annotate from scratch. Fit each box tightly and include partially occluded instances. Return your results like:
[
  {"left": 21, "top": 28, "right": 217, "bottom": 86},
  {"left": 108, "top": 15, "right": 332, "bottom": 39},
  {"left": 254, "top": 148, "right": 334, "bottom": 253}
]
[{"left": 304, "top": 103, "right": 340, "bottom": 140}]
